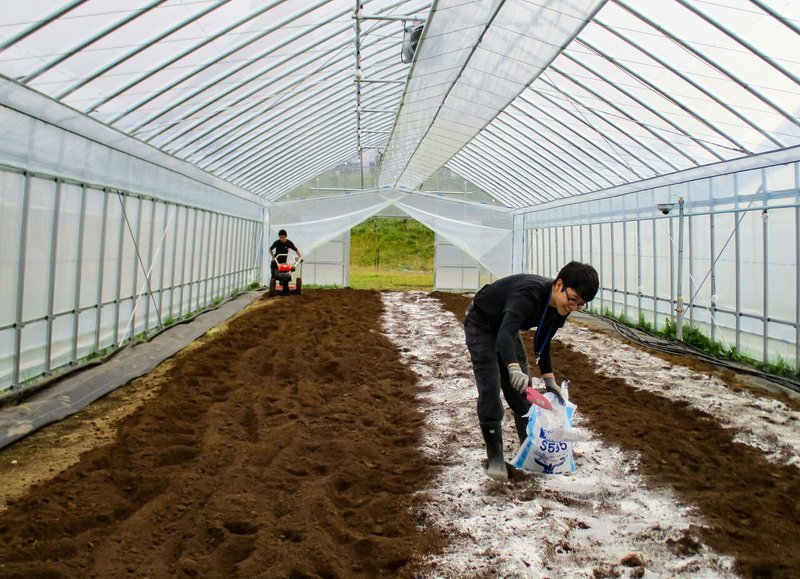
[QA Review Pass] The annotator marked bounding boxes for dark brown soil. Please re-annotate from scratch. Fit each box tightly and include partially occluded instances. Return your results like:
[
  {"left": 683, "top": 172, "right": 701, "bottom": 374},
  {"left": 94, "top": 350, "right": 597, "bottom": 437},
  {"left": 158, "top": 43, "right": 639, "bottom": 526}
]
[
  {"left": 0, "top": 289, "right": 440, "bottom": 578},
  {"left": 0, "top": 288, "right": 797, "bottom": 578}
]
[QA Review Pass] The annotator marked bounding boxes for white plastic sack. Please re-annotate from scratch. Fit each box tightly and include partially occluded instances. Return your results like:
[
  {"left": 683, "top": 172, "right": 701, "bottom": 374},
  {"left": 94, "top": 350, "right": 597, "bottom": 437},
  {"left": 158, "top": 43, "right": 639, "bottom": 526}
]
[{"left": 512, "top": 391, "right": 577, "bottom": 475}]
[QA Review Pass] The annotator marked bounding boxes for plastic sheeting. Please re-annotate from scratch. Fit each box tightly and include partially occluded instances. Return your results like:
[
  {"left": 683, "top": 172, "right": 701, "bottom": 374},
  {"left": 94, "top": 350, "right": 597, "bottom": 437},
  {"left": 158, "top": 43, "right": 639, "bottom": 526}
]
[
  {"left": 392, "top": 195, "right": 513, "bottom": 277},
  {"left": 267, "top": 191, "right": 401, "bottom": 256},
  {"left": 518, "top": 150, "right": 800, "bottom": 369},
  {"left": 268, "top": 190, "right": 513, "bottom": 277},
  {"left": 1, "top": 2, "right": 798, "bottom": 208},
  {"left": 0, "top": 79, "right": 265, "bottom": 219},
  {"left": 378, "top": 0, "right": 605, "bottom": 189}
]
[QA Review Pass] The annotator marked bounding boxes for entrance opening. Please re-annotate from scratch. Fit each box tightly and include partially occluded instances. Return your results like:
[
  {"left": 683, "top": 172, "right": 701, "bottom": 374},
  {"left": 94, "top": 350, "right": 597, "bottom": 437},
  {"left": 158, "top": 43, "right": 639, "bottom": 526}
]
[{"left": 349, "top": 216, "right": 433, "bottom": 290}]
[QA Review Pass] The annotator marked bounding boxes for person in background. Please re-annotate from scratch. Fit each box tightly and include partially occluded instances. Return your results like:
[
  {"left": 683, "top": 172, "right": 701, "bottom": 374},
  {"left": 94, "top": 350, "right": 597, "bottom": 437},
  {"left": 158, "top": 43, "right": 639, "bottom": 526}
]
[
  {"left": 269, "top": 229, "right": 303, "bottom": 279},
  {"left": 463, "top": 261, "right": 599, "bottom": 481}
]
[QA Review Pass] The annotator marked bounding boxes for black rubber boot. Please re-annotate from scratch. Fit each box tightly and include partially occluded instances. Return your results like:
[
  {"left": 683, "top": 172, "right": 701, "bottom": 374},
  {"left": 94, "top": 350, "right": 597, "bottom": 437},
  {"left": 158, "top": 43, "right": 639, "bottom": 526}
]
[
  {"left": 480, "top": 422, "right": 508, "bottom": 481},
  {"left": 513, "top": 413, "right": 529, "bottom": 443}
]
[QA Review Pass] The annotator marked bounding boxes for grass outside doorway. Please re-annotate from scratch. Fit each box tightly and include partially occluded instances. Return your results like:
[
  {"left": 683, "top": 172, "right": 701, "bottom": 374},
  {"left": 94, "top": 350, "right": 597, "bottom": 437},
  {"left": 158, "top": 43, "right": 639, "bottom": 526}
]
[
  {"left": 349, "top": 217, "right": 434, "bottom": 290},
  {"left": 348, "top": 266, "right": 433, "bottom": 290}
]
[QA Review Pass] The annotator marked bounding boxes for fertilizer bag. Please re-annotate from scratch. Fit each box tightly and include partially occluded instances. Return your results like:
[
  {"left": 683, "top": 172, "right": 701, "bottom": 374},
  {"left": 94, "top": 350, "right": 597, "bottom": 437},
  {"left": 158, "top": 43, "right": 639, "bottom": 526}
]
[{"left": 512, "top": 388, "right": 577, "bottom": 475}]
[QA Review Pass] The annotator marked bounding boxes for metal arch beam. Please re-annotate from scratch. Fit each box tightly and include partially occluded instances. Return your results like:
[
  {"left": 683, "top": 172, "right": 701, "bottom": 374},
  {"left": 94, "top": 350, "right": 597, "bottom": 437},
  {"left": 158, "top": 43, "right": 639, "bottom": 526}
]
[
  {"left": 250, "top": 137, "right": 358, "bottom": 199},
  {"left": 463, "top": 129, "right": 566, "bottom": 201},
  {"left": 131, "top": 2, "right": 412, "bottom": 146},
  {"left": 749, "top": 0, "right": 800, "bottom": 36},
  {"left": 500, "top": 102, "right": 617, "bottom": 190},
  {"left": 231, "top": 110, "right": 356, "bottom": 185},
  {"left": 220, "top": 97, "right": 356, "bottom": 183},
  {"left": 247, "top": 144, "right": 354, "bottom": 195},
  {"left": 256, "top": 142, "right": 359, "bottom": 197},
  {"left": 256, "top": 151, "right": 353, "bottom": 199},
  {"left": 22, "top": 0, "right": 168, "bottom": 84},
  {"left": 163, "top": 15, "right": 403, "bottom": 157},
  {"left": 55, "top": 0, "right": 228, "bottom": 101},
  {"left": 148, "top": 33, "right": 354, "bottom": 150},
  {"left": 149, "top": 24, "right": 354, "bottom": 148},
  {"left": 537, "top": 73, "right": 678, "bottom": 173},
  {"left": 181, "top": 54, "right": 356, "bottom": 169},
  {"left": 0, "top": 0, "right": 89, "bottom": 52},
  {"left": 198, "top": 77, "right": 356, "bottom": 174},
  {"left": 179, "top": 35, "right": 400, "bottom": 169},
  {"left": 674, "top": 0, "right": 800, "bottom": 92},
  {"left": 548, "top": 63, "right": 686, "bottom": 170},
  {"left": 242, "top": 116, "right": 357, "bottom": 182},
  {"left": 196, "top": 78, "right": 358, "bottom": 178},
  {"left": 147, "top": 15, "right": 382, "bottom": 151},
  {"left": 489, "top": 112, "right": 610, "bottom": 192},
  {"left": 448, "top": 155, "right": 543, "bottom": 208},
  {"left": 455, "top": 142, "right": 555, "bottom": 203},
  {"left": 225, "top": 112, "right": 355, "bottom": 186},
  {"left": 510, "top": 95, "right": 629, "bottom": 185},
  {"left": 447, "top": 156, "right": 528, "bottom": 208},
  {"left": 125, "top": 0, "right": 344, "bottom": 135},
  {"left": 478, "top": 120, "right": 592, "bottom": 197},
  {"left": 558, "top": 50, "right": 724, "bottom": 163},
  {"left": 608, "top": 2, "right": 793, "bottom": 145},
  {"left": 472, "top": 137, "right": 576, "bottom": 202},
  {"left": 92, "top": 0, "right": 286, "bottom": 122},
  {"left": 526, "top": 84, "right": 653, "bottom": 179},
  {"left": 207, "top": 91, "right": 401, "bottom": 185},
  {"left": 252, "top": 147, "right": 355, "bottom": 198},
  {"left": 575, "top": 34, "right": 752, "bottom": 154}
]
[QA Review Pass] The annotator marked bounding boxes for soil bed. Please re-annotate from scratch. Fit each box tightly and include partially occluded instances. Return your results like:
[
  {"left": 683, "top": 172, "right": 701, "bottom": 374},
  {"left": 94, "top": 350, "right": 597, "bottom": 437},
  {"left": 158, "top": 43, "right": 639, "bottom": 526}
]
[
  {"left": 0, "top": 289, "right": 440, "bottom": 578},
  {"left": 0, "top": 288, "right": 797, "bottom": 578}
]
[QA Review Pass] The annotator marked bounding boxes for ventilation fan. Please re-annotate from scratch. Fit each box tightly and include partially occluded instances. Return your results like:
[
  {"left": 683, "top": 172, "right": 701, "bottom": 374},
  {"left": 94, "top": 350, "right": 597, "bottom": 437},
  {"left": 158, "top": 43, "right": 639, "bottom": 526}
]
[{"left": 401, "top": 24, "right": 424, "bottom": 64}]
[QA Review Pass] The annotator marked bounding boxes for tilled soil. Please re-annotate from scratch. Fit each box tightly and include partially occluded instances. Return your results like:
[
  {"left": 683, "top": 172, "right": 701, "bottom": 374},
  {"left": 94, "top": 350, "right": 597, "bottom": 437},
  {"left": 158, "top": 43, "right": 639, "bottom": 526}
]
[
  {"left": 0, "top": 288, "right": 797, "bottom": 578},
  {"left": 0, "top": 289, "right": 440, "bottom": 578}
]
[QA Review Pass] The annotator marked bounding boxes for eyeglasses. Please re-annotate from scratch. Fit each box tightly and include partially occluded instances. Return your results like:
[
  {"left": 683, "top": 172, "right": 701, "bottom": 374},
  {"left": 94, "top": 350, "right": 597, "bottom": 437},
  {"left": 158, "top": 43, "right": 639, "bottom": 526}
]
[{"left": 564, "top": 288, "right": 586, "bottom": 310}]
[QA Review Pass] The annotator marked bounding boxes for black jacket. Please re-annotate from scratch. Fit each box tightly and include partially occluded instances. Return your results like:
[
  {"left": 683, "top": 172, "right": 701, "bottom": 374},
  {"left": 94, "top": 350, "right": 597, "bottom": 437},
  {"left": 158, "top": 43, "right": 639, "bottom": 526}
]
[{"left": 471, "top": 274, "right": 568, "bottom": 375}]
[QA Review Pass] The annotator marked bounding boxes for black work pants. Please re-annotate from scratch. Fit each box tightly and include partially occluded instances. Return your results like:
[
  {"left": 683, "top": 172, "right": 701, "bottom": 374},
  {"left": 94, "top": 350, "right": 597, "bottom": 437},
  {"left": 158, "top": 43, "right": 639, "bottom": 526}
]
[{"left": 464, "top": 307, "right": 531, "bottom": 425}]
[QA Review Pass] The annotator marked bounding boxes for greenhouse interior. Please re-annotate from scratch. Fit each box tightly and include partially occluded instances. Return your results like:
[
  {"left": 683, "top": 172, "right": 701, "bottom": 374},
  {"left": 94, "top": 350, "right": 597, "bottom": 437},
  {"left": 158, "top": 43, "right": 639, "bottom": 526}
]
[{"left": 1, "top": 1, "right": 799, "bottom": 577}]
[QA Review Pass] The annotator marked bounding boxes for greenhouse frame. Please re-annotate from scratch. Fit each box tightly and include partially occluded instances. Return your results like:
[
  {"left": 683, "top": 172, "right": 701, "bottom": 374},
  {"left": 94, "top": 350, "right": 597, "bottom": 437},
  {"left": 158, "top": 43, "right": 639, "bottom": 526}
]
[{"left": 1, "top": 0, "right": 799, "bottom": 396}]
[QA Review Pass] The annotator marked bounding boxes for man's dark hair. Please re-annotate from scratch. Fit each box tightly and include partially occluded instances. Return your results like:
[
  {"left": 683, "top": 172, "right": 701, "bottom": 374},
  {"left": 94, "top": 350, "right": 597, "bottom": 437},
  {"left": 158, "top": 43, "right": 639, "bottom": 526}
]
[
  {"left": 278, "top": 229, "right": 287, "bottom": 236},
  {"left": 556, "top": 261, "right": 599, "bottom": 302}
]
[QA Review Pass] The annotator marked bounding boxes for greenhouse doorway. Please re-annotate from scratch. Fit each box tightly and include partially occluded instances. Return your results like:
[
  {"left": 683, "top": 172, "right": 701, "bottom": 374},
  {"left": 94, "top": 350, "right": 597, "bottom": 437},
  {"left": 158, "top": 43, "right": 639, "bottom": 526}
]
[{"left": 348, "top": 216, "right": 434, "bottom": 290}]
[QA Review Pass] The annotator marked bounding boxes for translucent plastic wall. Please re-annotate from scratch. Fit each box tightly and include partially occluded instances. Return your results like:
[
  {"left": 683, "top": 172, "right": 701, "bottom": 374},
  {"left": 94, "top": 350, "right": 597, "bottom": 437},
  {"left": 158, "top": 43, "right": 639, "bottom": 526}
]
[
  {"left": 392, "top": 194, "right": 514, "bottom": 278},
  {"left": 519, "top": 151, "right": 800, "bottom": 369},
  {"left": 0, "top": 167, "right": 263, "bottom": 394},
  {"left": 1, "top": 85, "right": 266, "bottom": 396},
  {"left": 298, "top": 233, "right": 351, "bottom": 288},
  {"left": 434, "top": 235, "right": 499, "bottom": 292}
]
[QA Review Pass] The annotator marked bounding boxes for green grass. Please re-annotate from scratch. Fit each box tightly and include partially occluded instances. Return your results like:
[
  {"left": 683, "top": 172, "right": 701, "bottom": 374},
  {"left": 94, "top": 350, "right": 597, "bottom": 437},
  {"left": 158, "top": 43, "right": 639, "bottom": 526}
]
[
  {"left": 348, "top": 217, "right": 434, "bottom": 290},
  {"left": 348, "top": 266, "right": 433, "bottom": 290},
  {"left": 351, "top": 217, "right": 434, "bottom": 270}
]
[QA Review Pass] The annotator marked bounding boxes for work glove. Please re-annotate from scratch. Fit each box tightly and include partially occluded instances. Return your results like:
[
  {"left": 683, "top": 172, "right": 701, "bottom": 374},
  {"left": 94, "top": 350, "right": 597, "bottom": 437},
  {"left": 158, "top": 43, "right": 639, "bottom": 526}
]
[
  {"left": 507, "top": 363, "right": 529, "bottom": 394},
  {"left": 544, "top": 377, "right": 565, "bottom": 405}
]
